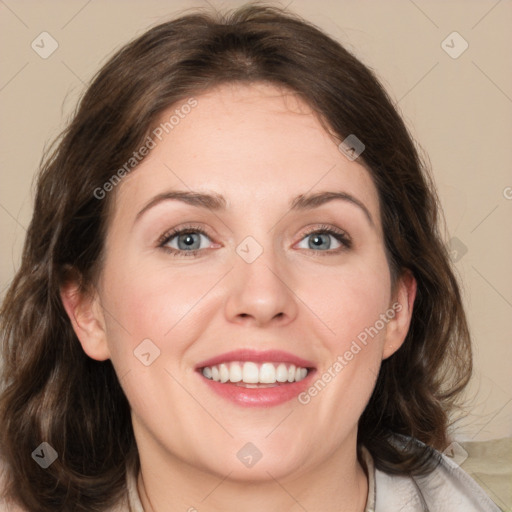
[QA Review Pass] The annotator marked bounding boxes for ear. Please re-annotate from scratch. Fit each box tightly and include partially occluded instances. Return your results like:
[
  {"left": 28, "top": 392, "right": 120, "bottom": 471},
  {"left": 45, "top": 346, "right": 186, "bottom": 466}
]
[
  {"left": 382, "top": 269, "right": 417, "bottom": 360},
  {"left": 60, "top": 280, "right": 111, "bottom": 361}
]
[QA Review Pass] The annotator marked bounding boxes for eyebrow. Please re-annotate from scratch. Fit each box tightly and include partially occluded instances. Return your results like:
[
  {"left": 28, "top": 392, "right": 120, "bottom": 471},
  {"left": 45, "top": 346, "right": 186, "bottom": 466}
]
[
  {"left": 290, "top": 191, "right": 374, "bottom": 226},
  {"left": 135, "top": 189, "right": 374, "bottom": 226}
]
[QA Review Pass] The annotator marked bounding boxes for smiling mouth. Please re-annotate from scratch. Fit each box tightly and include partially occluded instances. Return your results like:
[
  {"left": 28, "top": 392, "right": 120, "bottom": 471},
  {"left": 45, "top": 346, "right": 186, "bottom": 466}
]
[{"left": 199, "top": 361, "right": 311, "bottom": 386}]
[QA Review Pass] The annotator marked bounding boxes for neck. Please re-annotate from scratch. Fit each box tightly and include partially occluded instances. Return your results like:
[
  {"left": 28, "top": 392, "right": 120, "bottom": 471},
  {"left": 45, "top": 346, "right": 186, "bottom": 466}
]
[{"left": 135, "top": 434, "right": 368, "bottom": 512}]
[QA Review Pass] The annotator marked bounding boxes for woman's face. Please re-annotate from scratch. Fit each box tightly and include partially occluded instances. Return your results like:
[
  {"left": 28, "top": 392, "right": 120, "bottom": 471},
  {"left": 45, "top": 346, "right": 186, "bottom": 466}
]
[{"left": 66, "top": 82, "right": 414, "bottom": 481}]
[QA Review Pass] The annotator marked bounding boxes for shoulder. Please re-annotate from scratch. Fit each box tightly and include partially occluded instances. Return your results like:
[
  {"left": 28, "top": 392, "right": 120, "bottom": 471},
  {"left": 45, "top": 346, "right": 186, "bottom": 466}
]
[{"left": 371, "top": 436, "right": 501, "bottom": 512}]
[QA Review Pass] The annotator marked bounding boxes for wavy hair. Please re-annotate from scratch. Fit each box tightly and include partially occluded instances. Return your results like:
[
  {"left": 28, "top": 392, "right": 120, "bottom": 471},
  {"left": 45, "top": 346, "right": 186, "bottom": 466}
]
[{"left": 0, "top": 3, "right": 472, "bottom": 510}]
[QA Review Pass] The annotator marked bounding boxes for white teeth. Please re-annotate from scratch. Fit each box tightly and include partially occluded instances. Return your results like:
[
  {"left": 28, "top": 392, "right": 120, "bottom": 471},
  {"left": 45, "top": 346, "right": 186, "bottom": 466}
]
[
  {"left": 229, "top": 362, "right": 242, "bottom": 382},
  {"left": 259, "top": 363, "right": 276, "bottom": 383},
  {"left": 276, "top": 363, "right": 288, "bottom": 382},
  {"left": 201, "top": 361, "right": 310, "bottom": 384},
  {"left": 288, "top": 364, "right": 296, "bottom": 382},
  {"left": 219, "top": 363, "right": 229, "bottom": 383},
  {"left": 242, "top": 362, "right": 259, "bottom": 383}
]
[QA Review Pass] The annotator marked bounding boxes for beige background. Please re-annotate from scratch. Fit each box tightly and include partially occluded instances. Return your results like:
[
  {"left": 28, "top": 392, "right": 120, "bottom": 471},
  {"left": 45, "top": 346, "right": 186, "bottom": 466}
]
[{"left": 1, "top": 0, "right": 511, "bottom": 444}]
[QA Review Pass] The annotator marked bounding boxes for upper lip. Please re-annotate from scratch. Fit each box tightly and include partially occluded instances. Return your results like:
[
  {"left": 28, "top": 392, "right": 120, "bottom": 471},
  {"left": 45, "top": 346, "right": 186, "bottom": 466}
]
[{"left": 195, "top": 349, "right": 316, "bottom": 370}]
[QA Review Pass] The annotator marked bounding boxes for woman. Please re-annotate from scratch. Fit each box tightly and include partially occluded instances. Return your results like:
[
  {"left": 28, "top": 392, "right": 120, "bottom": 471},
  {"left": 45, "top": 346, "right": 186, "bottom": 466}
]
[{"left": 0, "top": 4, "right": 501, "bottom": 511}]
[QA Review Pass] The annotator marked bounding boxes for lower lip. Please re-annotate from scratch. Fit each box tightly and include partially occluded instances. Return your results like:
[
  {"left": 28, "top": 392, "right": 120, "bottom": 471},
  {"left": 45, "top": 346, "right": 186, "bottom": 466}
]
[{"left": 198, "top": 370, "right": 316, "bottom": 407}]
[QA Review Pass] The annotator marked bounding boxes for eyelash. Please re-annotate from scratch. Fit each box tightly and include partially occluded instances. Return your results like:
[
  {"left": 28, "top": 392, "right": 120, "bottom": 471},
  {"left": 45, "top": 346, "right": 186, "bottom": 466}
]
[{"left": 157, "top": 223, "right": 352, "bottom": 258}]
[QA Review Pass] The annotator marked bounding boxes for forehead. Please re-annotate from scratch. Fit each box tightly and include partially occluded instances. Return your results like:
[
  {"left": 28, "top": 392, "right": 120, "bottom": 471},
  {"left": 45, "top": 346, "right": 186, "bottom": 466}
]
[{"left": 111, "top": 82, "right": 381, "bottom": 228}]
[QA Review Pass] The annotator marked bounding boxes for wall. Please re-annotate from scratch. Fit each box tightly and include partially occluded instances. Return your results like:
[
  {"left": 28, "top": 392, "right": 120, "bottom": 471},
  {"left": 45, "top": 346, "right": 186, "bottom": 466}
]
[{"left": 1, "top": 0, "right": 511, "bottom": 441}]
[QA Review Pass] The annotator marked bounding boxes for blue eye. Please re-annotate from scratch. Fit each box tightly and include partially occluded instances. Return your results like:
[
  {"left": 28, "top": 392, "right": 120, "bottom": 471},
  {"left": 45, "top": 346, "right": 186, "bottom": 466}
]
[
  {"left": 296, "top": 226, "right": 352, "bottom": 253},
  {"left": 158, "top": 226, "right": 213, "bottom": 257},
  {"left": 158, "top": 224, "right": 351, "bottom": 257}
]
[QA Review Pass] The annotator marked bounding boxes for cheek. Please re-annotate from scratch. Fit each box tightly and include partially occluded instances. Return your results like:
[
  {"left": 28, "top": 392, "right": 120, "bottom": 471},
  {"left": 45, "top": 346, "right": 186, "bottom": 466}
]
[
  {"left": 99, "top": 255, "right": 220, "bottom": 362},
  {"left": 300, "top": 254, "right": 392, "bottom": 353},
  {"left": 295, "top": 255, "right": 393, "bottom": 432},
  {"left": 98, "top": 259, "right": 217, "bottom": 417}
]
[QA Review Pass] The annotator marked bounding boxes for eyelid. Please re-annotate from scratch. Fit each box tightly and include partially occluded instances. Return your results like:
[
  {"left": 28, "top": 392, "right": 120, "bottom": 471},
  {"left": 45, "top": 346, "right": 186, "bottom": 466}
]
[
  {"left": 300, "top": 224, "right": 351, "bottom": 241},
  {"left": 157, "top": 223, "right": 214, "bottom": 248}
]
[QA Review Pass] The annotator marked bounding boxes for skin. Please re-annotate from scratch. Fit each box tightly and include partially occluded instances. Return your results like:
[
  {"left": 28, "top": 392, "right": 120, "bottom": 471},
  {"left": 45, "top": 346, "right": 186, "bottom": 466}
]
[{"left": 61, "top": 82, "right": 416, "bottom": 512}]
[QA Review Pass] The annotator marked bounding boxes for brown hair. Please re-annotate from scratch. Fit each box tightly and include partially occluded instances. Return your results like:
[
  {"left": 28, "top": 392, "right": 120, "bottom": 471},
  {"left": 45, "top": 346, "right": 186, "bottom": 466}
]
[{"left": 0, "top": 3, "right": 472, "bottom": 510}]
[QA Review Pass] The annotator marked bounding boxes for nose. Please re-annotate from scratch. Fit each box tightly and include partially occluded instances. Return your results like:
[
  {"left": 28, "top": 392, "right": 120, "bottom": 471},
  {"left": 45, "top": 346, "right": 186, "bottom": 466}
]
[{"left": 224, "top": 242, "right": 298, "bottom": 327}]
